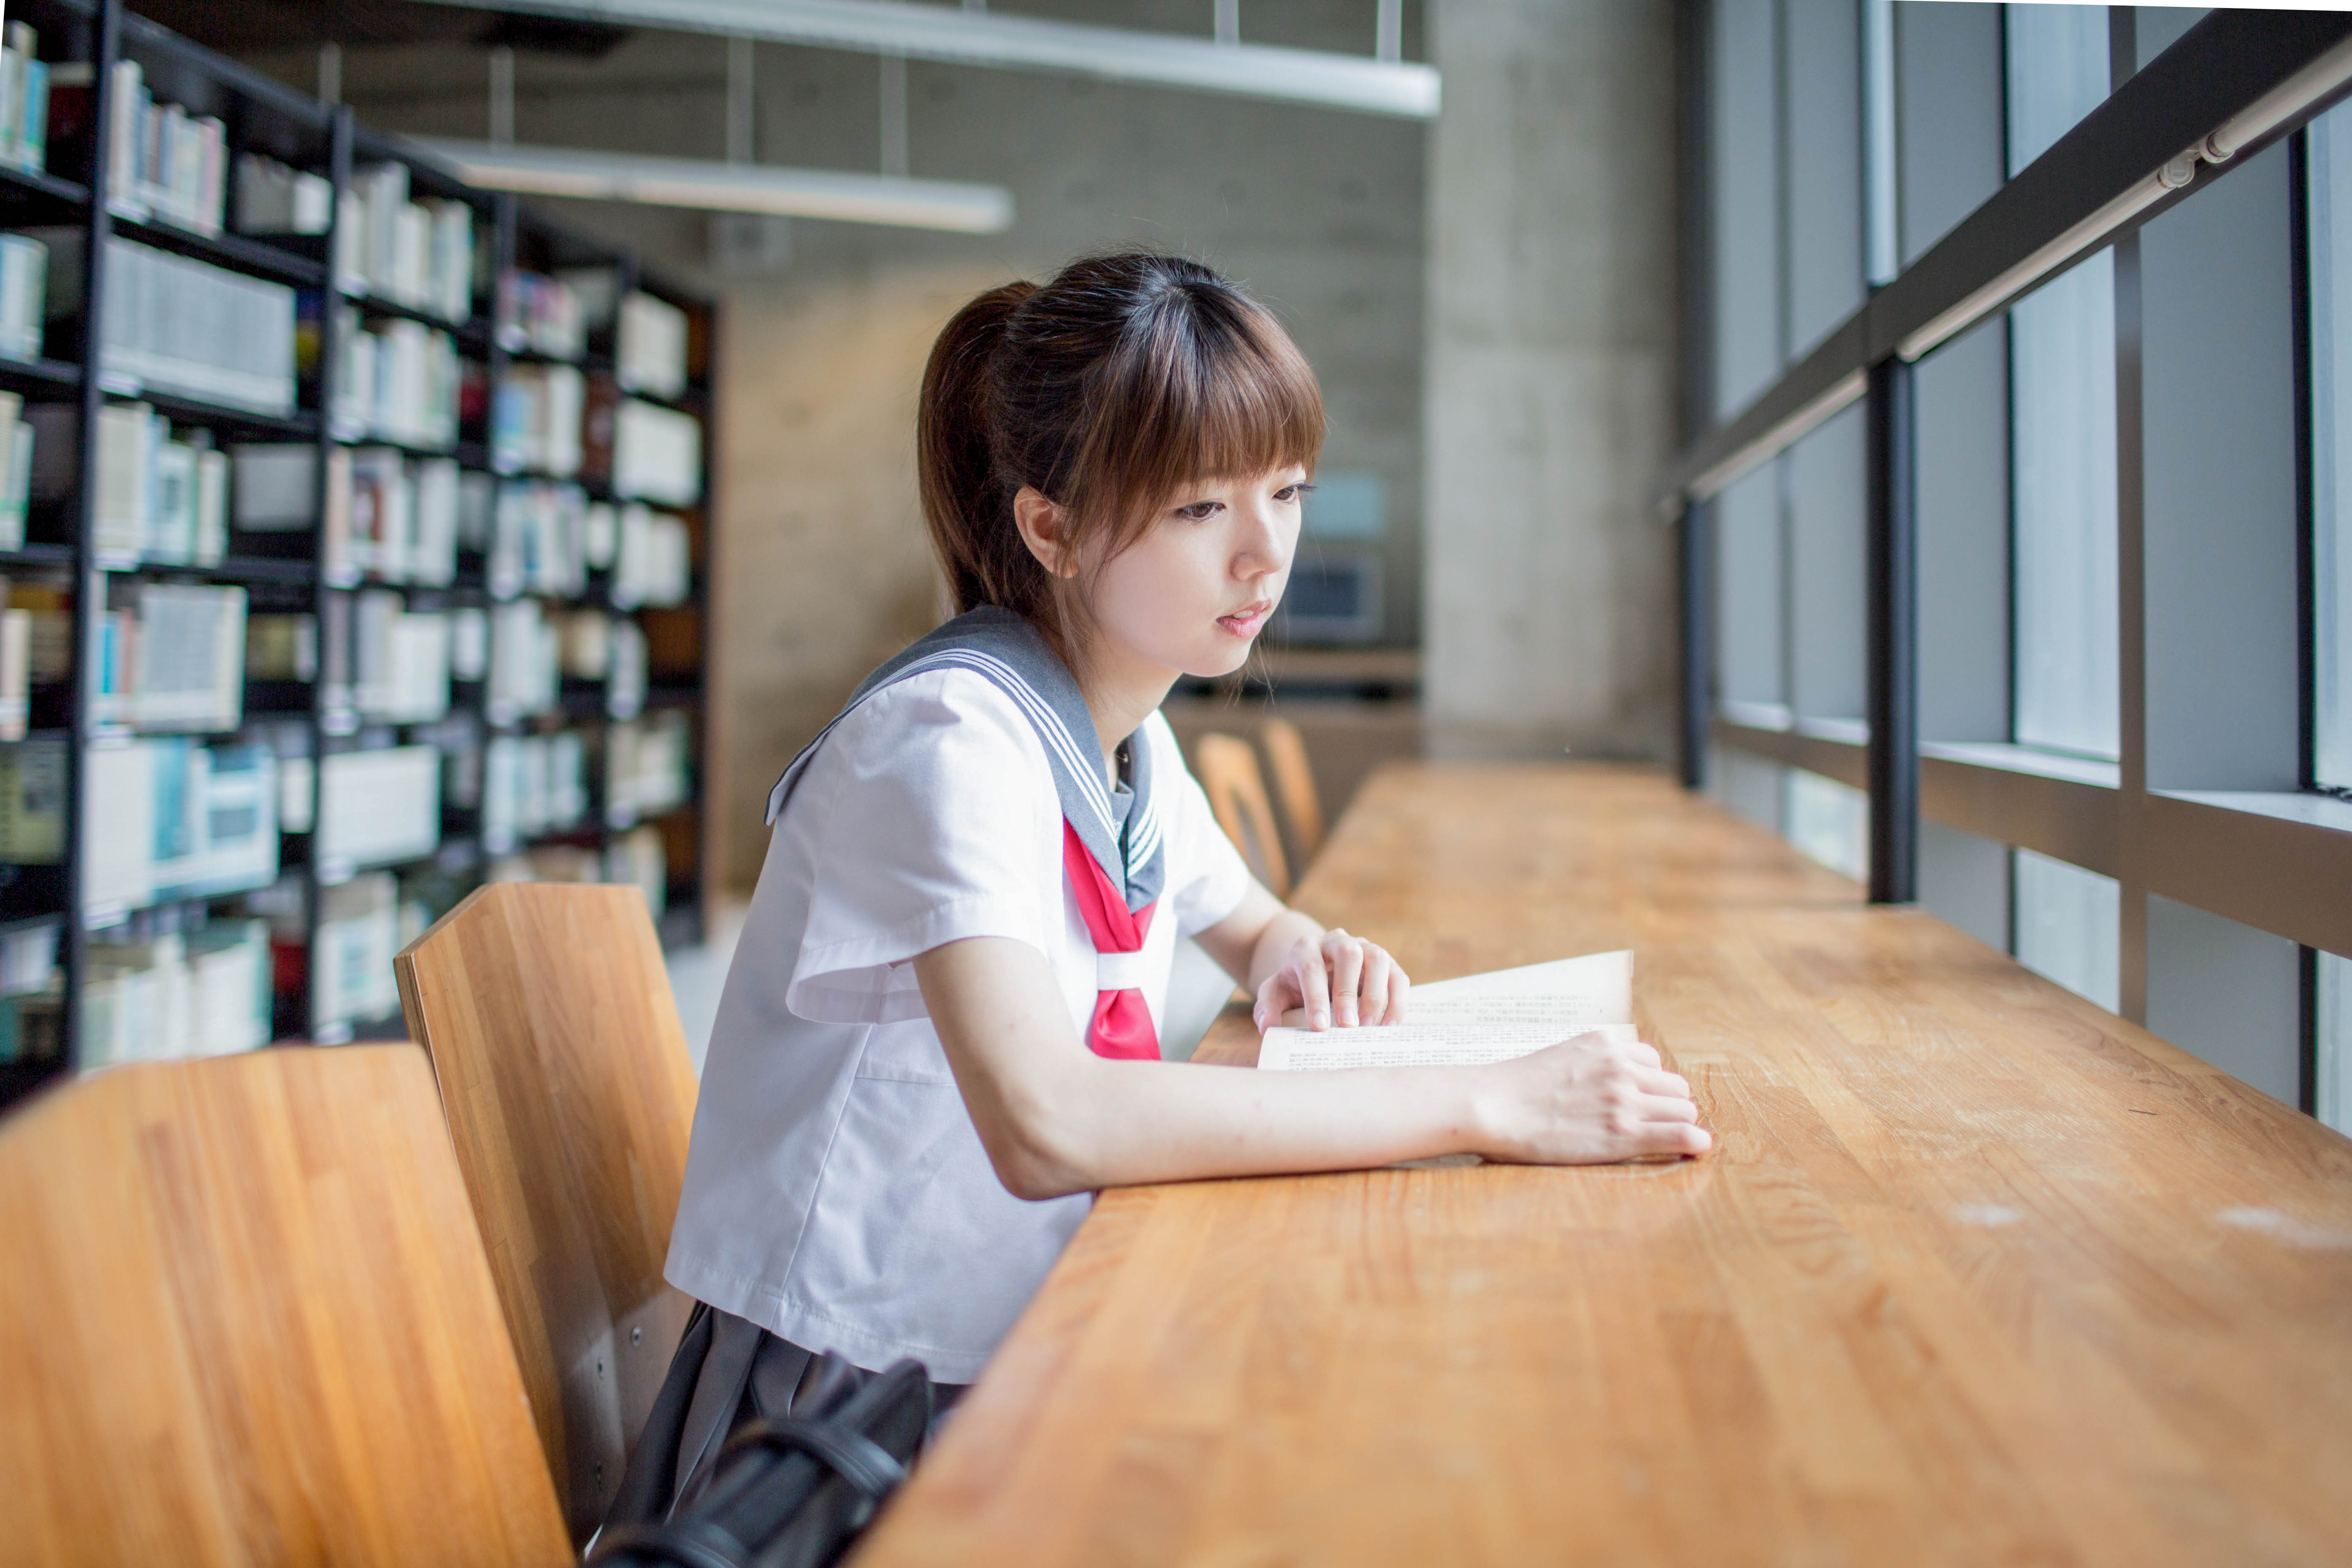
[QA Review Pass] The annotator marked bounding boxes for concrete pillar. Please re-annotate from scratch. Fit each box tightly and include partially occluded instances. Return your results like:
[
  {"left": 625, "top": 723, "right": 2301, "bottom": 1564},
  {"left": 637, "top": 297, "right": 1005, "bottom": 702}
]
[{"left": 1423, "top": 0, "right": 1680, "bottom": 758}]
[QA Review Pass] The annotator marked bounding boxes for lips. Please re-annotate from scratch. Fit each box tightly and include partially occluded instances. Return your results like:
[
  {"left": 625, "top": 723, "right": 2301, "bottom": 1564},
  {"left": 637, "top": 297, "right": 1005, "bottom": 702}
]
[{"left": 1217, "top": 602, "right": 1272, "bottom": 636}]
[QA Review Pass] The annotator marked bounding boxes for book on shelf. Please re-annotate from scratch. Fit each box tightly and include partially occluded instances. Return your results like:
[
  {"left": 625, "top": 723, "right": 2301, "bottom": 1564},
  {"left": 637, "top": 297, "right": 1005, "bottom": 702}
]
[
  {"left": 616, "top": 291, "right": 690, "bottom": 400},
  {"left": 0, "top": 232, "right": 46, "bottom": 362},
  {"left": 85, "top": 402, "right": 229, "bottom": 565},
  {"left": 307, "top": 871, "right": 410, "bottom": 1035},
  {"left": 493, "top": 363, "right": 585, "bottom": 478},
  {"left": 605, "top": 709, "right": 692, "bottom": 826},
  {"left": 350, "top": 590, "right": 452, "bottom": 724},
  {"left": 83, "top": 917, "right": 270, "bottom": 1066},
  {"left": 556, "top": 610, "right": 648, "bottom": 718},
  {"left": 227, "top": 441, "right": 316, "bottom": 533},
  {"left": 0, "top": 25, "right": 54, "bottom": 177},
  {"left": 611, "top": 503, "right": 693, "bottom": 607},
  {"left": 245, "top": 612, "right": 317, "bottom": 682},
  {"left": 496, "top": 269, "right": 584, "bottom": 357},
  {"left": 232, "top": 152, "right": 333, "bottom": 238},
  {"left": 38, "top": 230, "right": 298, "bottom": 416},
  {"left": 342, "top": 448, "right": 459, "bottom": 585},
  {"left": 489, "top": 479, "right": 589, "bottom": 598},
  {"left": 334, "top": 162, "right": 473, "bottom": 324},
  {"left": 79, "top": 737, "right": 280, "bottom": 921},
  {"left": 482, "top": 729, "right": 588, "bottom": 850},
  {"left": 332, "top": 307, "right": 460, "bottom": 451},
  {"left": 0, "top": 391, "right": 38, "bottom": 548},
  {"left": 103, "top": 58, "right": 228, "bottom": 235},
  {"left": 486, "top": 598, "right": 560, "bottom": 718},
  {"left": 111, "top": 582, "right": 247, "bottom": 733},
  {"left": 0, "top": 734, "right": 65, "bottom": 863},
  {"left": 612, "top": 398, "right": 702, "bottom": 507},
  {"left": 317, "top": 743, "right": 441, "bottom": 872}
]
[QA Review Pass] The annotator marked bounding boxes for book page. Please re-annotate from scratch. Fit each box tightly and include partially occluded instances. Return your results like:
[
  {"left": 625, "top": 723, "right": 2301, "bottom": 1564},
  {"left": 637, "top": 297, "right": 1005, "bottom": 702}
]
[
  {"left": 1274, "top": 950, "right": 1632, "bottom": 1038},
  {"left": 1259, "top": 1022, "right": 1639, "bottom": 1072}
]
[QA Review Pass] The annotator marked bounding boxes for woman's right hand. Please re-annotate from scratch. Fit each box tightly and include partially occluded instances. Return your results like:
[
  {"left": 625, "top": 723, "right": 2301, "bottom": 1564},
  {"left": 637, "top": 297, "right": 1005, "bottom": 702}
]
[{"left": 1475, "top": 1032, "right": 1712, "bottom": 1163}]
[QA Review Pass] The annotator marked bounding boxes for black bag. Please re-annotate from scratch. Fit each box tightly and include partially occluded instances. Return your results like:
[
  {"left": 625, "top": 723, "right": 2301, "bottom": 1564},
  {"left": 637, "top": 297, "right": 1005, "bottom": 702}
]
[{"left": 590, "top": 1302, "right": 951, "bottom": 1567}]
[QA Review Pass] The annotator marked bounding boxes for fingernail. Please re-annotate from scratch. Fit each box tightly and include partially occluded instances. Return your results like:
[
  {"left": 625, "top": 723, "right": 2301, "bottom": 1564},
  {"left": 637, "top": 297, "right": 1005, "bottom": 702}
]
[{"left": 1314, "top": 1009, "right": 1330, "bottom": 1028}]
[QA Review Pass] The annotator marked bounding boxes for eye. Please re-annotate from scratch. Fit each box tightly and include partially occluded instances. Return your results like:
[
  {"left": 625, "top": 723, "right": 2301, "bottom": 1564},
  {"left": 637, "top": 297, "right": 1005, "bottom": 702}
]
[
  {"left": 1174, "top": 499, "right": 1222, "bottom": 521},
  {"left": 1276, "top": 483, "right": 1314, "bottom": 504}
]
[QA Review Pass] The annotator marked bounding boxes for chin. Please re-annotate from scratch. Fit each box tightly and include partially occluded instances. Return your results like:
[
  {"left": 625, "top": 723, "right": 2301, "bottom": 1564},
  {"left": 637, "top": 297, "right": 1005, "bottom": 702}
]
[{"left": 1183, "top": 636, "right": 1259, "bottom": 680}]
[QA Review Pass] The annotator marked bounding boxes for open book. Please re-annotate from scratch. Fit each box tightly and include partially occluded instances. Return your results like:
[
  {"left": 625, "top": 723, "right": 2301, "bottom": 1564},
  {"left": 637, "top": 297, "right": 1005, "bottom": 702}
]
[{"left": 1258, "top": 950, "right": 1636, "bottom": 1071}]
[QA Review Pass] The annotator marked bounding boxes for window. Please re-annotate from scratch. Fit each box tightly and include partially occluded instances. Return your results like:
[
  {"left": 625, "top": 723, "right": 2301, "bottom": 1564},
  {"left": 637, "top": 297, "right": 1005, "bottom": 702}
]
[
  {"left": 2006, "top": 10, "right": 2118, "bottom": 759},
  {"left": 2013, "top": 848, "right": 2119, "bottom": 1013},
  {"left": 2308, "top": 101, "right": 2352, "bottom": 790}
]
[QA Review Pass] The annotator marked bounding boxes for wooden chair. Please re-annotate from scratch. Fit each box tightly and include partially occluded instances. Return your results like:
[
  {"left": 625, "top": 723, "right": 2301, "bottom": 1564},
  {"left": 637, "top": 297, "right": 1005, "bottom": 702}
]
[
  {"left": 0, "top": 1047, "right": 572, "bottom": 1568},
  {"left": 1194, "top": 731, "right": 1291, "bottom": 896},
  {"left": 394, "top": 882, "right": 701, "bottom": 1545},
  {"left": 1257, "top": 716, "right": 1326, "bottom": 870}
]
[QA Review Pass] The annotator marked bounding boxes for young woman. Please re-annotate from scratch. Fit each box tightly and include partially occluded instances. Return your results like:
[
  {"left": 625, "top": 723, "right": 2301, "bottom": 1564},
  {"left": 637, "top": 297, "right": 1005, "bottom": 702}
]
[{"left": 651, "top": 254, "right": 1705, "bottom": 1486}]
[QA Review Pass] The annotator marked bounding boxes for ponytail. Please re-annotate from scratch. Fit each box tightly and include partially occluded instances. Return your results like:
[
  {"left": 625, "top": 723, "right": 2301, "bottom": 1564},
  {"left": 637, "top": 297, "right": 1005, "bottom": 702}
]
[
  {"left": 914, "top": 254, "right": 1323, "bottom": 659},
  {"left": 916, "top": 281, "right": 1040, "bottom": 625}
]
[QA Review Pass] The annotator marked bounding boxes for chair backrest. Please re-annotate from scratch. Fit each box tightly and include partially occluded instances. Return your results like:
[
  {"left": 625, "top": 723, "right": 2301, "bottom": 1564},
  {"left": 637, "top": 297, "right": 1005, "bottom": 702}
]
[
  {"left": 1257, "top": 716, "right": 1326, "bottom": 868},
  {"left": 1193, "top": 731, "right": 1291, "bottom": 896},
  {"left": 0, "top": 1047, "right": 572, "bottom": 1568},
  {"left": 394, "top": 881, "right": 701, "bottom": 1544}
]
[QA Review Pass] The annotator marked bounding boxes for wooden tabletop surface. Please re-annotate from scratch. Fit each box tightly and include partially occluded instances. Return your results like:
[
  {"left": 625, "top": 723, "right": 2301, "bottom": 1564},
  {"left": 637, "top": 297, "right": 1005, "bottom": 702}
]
[{"left": 851, "top": 763, "right": 2352, "bottom": 1568}]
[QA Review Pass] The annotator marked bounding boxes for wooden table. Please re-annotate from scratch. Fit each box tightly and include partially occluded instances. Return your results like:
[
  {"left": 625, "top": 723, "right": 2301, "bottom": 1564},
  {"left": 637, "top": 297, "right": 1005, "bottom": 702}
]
[{"left": 853, "top": 763, "right": 2352, "bottom": 1567}]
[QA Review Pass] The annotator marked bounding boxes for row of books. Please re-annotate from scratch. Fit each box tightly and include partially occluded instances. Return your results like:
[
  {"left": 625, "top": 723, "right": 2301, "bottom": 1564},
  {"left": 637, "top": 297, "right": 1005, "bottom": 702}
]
[
  {"left": 38, "top": 232, "right": 298, "bottom": 416},
  {"left": 233, "top": 153, "right": 333, "bottom": 239},
  {"left": 0, "top": 25, "right": 54, "bottom": 178},
  {"left": 76, "top": 738, "right": 281, "bottom": 920},
  {"left": 82, "top": 918, "right": 271, "bottom": 1067},
  {"left": 232, "top": 443, "right": 467, "bottom": 587},
  {"left": 482, "top": 729, "right": 589, "bottom": 850},
  {"left": 104, "top": 59, "right": 227, "bottom": 236},
  {"left": 335, "top": 162, "right": 476, "bottom": 325},
  {"left": 74, "top": 401, "right": 231, "bottom": 566},
  {"left": 496, "top": 270, "right": 586, "bottom": 359},
  {"left": 331, "top": 308, "right": 461, "bottom": 452},
  {"left": 0, "top": 232, "right": 45, "bottom": 362},
  {"left": 493, "top": 362, "right": 584, "bottom": 478},
  {"left": 94, "top": 583, "right": 248, "bottom": 734}
]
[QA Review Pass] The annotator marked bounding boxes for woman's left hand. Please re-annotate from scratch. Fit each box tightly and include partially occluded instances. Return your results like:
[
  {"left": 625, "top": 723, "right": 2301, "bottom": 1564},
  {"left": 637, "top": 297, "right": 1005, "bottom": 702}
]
[{"left": 1253, "top": 928, "right": 1410, "bottom": 1031}]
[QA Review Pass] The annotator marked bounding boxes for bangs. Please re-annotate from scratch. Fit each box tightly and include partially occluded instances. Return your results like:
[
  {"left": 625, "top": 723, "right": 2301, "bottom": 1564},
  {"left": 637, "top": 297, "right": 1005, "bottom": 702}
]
[{"left": 1065, "top": 281, "right": 1325, "bottom": 543}]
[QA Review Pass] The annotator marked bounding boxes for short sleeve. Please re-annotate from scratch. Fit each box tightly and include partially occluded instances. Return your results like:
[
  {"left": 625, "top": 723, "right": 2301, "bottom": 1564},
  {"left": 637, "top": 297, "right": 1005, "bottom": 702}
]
[
  {"left": 784, "top": 671, "right": 1061, "bottom": 1024},
  {"left": 1146, "top": 714, "right": 1256, "bottom": 936}
]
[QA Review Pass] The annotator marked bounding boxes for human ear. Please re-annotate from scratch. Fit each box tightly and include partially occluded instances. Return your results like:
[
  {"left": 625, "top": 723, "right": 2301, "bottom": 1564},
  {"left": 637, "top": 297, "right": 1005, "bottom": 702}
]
[{"left": 1013, "top": 485, "right": 1079, "bottom": 579}]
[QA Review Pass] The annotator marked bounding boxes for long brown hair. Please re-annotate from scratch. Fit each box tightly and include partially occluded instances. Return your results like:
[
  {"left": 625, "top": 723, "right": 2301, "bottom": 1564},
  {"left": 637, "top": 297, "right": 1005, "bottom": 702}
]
[{"left": 916, "top": 253, "right": 1324, "bottom": 659}]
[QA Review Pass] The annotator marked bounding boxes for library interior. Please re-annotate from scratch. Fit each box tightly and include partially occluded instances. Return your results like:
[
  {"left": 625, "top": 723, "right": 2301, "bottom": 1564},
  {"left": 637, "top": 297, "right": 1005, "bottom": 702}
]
[{"left": 4, "top": 2, "right": 2352, "bottom": 1564}]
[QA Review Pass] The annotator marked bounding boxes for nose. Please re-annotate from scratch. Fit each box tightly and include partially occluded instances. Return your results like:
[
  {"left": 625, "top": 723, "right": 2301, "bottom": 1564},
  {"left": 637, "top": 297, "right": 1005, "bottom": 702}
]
[{"left": 1231, "top": 492, "right": 1293, "bottom": 581}]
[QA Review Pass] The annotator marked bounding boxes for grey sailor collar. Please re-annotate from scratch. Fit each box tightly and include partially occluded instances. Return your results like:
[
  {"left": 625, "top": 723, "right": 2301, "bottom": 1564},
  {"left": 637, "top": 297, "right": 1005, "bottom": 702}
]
[{"left": 763, "top": 606, "right": 1167, "bottom": 914}]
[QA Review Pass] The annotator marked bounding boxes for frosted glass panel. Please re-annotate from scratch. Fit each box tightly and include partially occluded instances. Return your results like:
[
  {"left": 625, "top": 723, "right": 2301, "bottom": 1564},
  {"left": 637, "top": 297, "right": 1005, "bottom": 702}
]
[
  {"left": 2321, "top": 951, "right": 2352, "bottom": 1135},
  {"left": 2005, "top": 6, "right": 2110, "bottom": 177},
  {"left": 2011, "top": 252, "right": 2120, "bottom": 758},
  {"left": 2014, "top": 848, "right": 2119, "bottom": 1012},
  {"left": 2309, "top": 104, "right": 2352, "bottom": 788},
  {"left": 1784, "top": 771, "right": 1868, "bottom": 881}
]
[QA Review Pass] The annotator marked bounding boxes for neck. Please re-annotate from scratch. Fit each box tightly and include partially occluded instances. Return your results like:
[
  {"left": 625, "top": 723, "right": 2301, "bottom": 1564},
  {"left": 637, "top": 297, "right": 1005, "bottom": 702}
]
[{"left": 1073, "top": 636, "right": 1179, "bottom": 785}]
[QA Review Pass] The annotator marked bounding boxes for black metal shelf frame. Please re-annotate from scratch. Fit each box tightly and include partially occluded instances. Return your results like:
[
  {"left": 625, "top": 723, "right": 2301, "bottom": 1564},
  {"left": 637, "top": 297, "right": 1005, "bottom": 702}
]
[{"left": 1667, "top": 10, "right": 2352, "bottom": 912}]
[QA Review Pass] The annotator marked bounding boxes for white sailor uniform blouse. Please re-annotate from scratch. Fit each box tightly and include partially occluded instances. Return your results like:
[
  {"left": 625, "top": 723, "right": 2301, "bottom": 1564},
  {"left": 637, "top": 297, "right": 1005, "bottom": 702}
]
[{"left": 664, "top": 654, "right": 1253, "bottom": 1384}]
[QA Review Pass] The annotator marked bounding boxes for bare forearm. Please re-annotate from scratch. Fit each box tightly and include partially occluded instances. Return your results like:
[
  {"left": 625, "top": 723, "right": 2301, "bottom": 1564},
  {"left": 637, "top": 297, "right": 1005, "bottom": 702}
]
[{"left": 1001, "top": 1054, "right": 1491, "bottom": 1196}]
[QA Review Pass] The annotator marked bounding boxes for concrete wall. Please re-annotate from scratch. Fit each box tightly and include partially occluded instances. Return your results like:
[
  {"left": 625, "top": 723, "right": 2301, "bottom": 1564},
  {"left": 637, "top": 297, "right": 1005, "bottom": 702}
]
[
  {"left": 257, "top": 10, "right": 1427, "bottom": 890},
  {"left": 1421, "top": 0, "right": 1680, "bottom": 759}
]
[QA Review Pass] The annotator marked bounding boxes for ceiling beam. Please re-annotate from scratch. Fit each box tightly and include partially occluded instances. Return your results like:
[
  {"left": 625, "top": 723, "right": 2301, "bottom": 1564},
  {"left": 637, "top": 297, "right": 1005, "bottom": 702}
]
[{"left": 405, "top": 0, "right": 1441, "bottom": 118}]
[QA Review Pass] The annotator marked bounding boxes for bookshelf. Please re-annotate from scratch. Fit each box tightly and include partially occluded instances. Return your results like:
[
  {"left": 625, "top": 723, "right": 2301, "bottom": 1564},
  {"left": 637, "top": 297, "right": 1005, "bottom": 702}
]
[{"left": 0, "top": 0, "right": 716, "bottom": 1104}]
